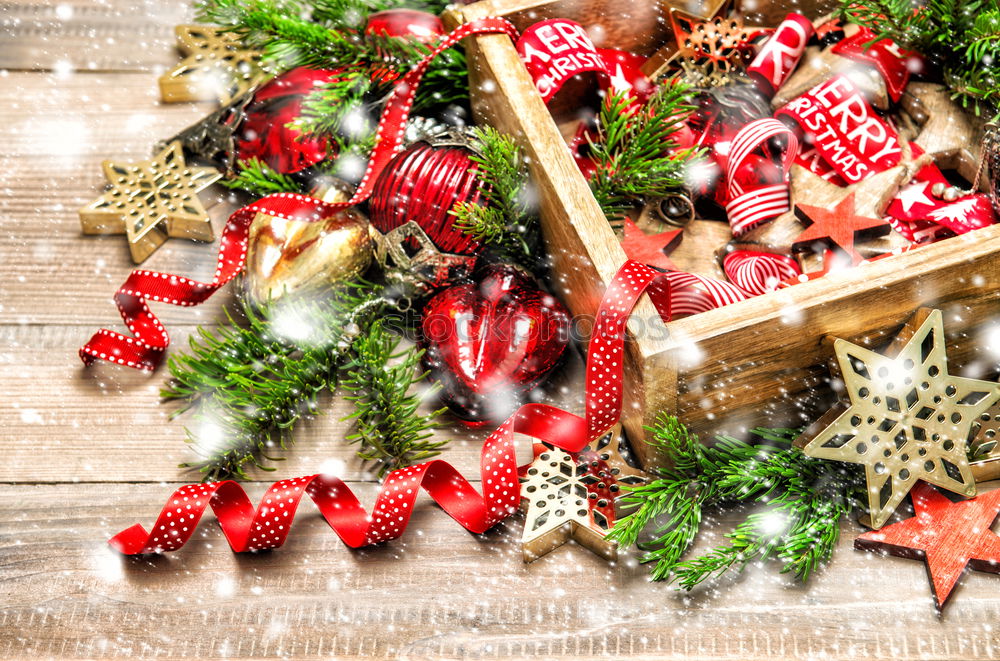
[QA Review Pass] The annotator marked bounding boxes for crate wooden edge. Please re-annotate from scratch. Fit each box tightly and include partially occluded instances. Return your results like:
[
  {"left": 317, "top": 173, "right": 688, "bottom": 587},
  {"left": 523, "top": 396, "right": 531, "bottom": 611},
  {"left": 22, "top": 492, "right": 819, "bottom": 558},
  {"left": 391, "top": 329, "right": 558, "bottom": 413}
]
[{"left": 452, "top": 0, "right": 1000, "bottom": 468}]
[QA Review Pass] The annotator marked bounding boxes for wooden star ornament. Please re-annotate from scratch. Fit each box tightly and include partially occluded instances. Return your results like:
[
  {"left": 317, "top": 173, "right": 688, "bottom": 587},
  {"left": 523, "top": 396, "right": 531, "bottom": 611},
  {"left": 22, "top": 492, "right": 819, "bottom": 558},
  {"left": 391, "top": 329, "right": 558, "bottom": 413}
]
[
  {"left": 159, "top": 25, "right": 265, "bottom": 104},
  {"left": 793, "top": 193, "right": 890, "bottom": 264},
  {"left": 79, "top": 141, "right": 221, "bottom": 263},
  {"left": 795, "top": 308, "right": 1000, "bottom": 529},
  {"left": 620, "top": 217, "right": 683, "bottom": 271},
  {"left": 519, "top": 425, "right": 648, "bottom": 562},
  {"left": 855, "top": 482, "right": 1000, "bottom": 609}
]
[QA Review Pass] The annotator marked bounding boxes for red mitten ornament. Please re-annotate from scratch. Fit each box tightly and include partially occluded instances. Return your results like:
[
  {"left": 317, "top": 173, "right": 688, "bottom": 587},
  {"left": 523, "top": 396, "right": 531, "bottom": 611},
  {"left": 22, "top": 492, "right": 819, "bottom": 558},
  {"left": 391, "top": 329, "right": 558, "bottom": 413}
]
[{"left": 420, "top": 264, "right": 571, "bottom": 425}]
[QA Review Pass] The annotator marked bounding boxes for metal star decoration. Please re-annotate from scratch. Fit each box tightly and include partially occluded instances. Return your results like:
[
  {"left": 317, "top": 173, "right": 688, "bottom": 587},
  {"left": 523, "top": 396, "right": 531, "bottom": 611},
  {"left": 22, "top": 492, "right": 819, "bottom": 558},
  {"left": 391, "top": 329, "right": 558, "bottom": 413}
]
[
  {"left": 856, "top": 482, "right": 1000, "bottom": 609},
  {"left": 519, "top": 425, "right": 647, "bottom": 562},
  {"left": 79, "top": 141, "right": 221, "bottom": 263},
  {"left": 159, "top": 25, "right": 265, "bottom": 104},
  {"left": 795, "top": 308, "right": 1000, "bottom": 529}
]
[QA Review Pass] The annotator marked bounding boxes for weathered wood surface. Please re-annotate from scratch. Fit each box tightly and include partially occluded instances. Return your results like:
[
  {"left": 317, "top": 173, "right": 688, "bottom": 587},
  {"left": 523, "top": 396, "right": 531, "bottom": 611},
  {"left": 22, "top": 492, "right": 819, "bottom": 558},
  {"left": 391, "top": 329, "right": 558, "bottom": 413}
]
[{"left": 3, "top": 0, "right": 1000, "bottom": 658}]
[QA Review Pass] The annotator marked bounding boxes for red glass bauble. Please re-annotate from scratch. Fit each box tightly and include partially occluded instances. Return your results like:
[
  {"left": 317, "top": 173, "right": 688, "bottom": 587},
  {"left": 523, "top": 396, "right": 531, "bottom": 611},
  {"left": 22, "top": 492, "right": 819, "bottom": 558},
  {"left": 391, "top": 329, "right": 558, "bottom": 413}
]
[
  {"left": 365, "top": 9, "right": 444, "bottom": 43},
  {"left": 236, "top": 67, "right": 345, "bottom": 174},
  {"left": 420, "top": 264, "right": 572, "bottom": 424},
  {"left": 369, "top": 140, "right": 483, "bottom": 255}
]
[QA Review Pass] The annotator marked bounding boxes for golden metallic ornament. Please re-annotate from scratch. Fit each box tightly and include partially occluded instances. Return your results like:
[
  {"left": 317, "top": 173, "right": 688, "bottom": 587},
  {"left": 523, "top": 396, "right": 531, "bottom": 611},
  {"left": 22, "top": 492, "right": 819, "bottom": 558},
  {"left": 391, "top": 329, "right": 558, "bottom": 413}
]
[
  {"left": 243, "top": 208, "right": 373, "bottom": 306},
  {"left": 520, "top": 425, "right": 648, "bottom": 562},
  {"left": 159, "top": 25, "right": 265, "bottom": 105},
  {"left": 79, "top": 141, "right": 221, "bottom": 263},
  {"left": 370, "top": 221, "right": 476, "bottom": 296},
  {"left": 795, "top": 308, "right": 1000, "bottom": 529}
]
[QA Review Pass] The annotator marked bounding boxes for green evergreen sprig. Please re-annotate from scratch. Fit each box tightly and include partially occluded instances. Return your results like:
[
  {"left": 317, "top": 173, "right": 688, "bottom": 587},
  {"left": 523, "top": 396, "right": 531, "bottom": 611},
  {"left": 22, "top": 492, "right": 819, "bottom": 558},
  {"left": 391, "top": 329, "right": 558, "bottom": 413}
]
[
  {"left": 163, "top": 280, "right": 444, "bottom": 480},
  {"left": 587, "top": 83, "right": 703, "bottom": 227},
  {"left": 450, "top": 126, "right": 543, "bottom": 270},
  {"left": 221, "top": 156, "right": 306, "bottom": 196},
  {"left": 841, "top": 0, "right": 1000, "bottom": 114},
  {"left": 341, "top": 321, "right": 447, "bottom": 474},
  {"left": 197, "top": 0, "right": 468, "bottom": 151},
  {"left": 608, "top": 414, "right": 866, "bottom": 589}
]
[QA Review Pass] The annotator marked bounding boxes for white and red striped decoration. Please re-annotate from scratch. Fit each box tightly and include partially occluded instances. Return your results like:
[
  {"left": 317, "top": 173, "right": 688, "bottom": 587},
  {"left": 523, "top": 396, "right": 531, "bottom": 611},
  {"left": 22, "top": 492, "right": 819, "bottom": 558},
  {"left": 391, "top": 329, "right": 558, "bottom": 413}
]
[
  {"left": 723, "top": 250, "right": 801, "bottom": 296},
  {"left": 661, "top": 270, "right": 750, "bottom": 318},
  {"left": 725, "top": 118, "right": 799, "bottom": 237}
]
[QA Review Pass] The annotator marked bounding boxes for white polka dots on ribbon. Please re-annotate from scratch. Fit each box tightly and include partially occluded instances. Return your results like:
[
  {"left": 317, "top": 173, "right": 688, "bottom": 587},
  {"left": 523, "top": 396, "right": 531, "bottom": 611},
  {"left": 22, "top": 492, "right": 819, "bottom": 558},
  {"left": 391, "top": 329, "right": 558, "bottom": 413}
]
[
  {"left": 108, "top": 260, "right": 682, "bottom": 556},
  {"left": 80, "top": 17, "right": 520, "bottom": 373}
]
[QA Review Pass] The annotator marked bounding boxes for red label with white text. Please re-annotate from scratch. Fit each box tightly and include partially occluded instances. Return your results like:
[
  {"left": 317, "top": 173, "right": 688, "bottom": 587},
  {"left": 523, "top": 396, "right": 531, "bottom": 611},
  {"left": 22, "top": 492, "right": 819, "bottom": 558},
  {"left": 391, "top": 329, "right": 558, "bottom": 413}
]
[
  {"left": 776, "top": 75, "right": 901, "bottom": 184},
  {"left": 517, "top": 19, "right": 606, "bottom": 103},
  {"left": 748, "top": 13, "right": 814, "bottom": 96}
]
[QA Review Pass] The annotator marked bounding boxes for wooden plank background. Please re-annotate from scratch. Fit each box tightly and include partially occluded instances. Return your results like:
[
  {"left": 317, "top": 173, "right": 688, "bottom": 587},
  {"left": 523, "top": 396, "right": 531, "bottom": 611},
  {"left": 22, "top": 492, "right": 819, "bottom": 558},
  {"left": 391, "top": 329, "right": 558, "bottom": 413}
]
[{"left": 3, "top": 0, "right": 1000, "bottom": 658}]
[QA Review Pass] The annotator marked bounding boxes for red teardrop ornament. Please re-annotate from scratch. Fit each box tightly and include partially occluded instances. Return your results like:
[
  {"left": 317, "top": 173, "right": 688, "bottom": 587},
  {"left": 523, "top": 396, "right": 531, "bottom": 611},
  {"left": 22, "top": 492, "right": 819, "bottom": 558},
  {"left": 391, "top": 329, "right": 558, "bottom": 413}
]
[{"left": 420, "top": 264, "right": 572, "bottom": 424}]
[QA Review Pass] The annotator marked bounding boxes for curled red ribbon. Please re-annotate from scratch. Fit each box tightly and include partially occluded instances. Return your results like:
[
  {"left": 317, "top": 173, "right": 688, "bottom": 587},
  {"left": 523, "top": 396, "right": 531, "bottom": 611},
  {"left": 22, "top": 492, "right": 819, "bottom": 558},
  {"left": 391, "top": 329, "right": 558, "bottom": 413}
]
[
  {"left": 109, "top": 260, "right": 675, "bottom": 554},
  {"left": 80, "top": 17, "right": 521, "bottom": 371}
]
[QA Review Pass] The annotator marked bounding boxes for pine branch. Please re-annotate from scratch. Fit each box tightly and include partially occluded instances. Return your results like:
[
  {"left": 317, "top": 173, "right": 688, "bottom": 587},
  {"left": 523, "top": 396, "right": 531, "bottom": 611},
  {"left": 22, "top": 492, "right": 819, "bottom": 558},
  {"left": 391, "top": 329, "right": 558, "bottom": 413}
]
[
  {"left": 608, "top": 414, "right": 866, "bottom": 589},
  {"left": 450, "top": 126, "right": 543, "bottom": 270},
  {"left": 197, "top": 0, "right": 469, "bottom": 150},
  {"left": 163, "top": 280, "right": 443, "bottom": 480},
  {"left": 842, "top": 0, "right": 1000, "bottom": 115},
  {"left": 587, "top": 84, "right": 703, "bottom": 227},
  {"left": 221, "top": 157, "right": 306, "bottom": 196},
  {"left": 341, "top": 321, "right": 447, "bottom": 476}
]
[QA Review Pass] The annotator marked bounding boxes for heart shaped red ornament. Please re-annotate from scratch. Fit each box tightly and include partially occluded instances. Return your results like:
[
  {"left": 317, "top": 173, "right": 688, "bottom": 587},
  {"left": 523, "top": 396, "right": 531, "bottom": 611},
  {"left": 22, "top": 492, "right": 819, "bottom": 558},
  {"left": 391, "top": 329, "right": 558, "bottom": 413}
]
[{"left": 420, "top": 264, "right": 572, "bottom": 425}]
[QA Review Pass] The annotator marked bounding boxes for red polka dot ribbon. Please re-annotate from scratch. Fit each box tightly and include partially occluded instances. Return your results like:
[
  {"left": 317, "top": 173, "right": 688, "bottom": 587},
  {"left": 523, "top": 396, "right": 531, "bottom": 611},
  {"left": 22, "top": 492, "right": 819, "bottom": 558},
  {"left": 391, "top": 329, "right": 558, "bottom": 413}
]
[
  {"left": 109, "top": 260, "right": 676, "bottom": 554},
  {"left": 79, "top": 17, "right": 520, "bottom": 371}
]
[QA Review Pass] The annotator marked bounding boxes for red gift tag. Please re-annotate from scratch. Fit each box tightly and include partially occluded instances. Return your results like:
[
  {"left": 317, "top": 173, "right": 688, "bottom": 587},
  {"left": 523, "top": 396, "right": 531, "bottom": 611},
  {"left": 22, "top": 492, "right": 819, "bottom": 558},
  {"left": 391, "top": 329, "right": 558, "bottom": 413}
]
[
  {"left": 517, "top": 19, "right": 607, "bottom": 103},
  {"left": 748, "top": 13, "right": 814, "bottom": 97},
  {"left": 833, "top": 27, "right": 921, "bottom": 102},
  {"left": 776, "top": 74, "right": 901, "bottom": 184}
]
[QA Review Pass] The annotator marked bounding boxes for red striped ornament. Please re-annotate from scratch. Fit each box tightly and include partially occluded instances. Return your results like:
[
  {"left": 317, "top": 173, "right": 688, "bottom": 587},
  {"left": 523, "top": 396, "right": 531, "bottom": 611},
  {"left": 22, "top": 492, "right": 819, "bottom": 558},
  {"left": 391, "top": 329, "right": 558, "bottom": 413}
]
[{"left": 725, "top": 118, "right": 799, "bottom": 237}]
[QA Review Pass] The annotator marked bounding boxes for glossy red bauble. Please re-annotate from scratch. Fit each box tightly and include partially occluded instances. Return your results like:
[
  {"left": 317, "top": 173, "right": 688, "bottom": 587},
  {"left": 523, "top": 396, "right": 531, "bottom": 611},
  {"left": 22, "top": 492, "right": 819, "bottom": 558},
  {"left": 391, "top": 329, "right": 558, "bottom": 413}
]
[
  {"left": 365, "top": 9, "right": 444, "bottom": 43},
  {"left": 420, "top": 264, "right": 572, "bottom": 424},
  {"left": 236, "top": 67, "right": 345, "bottom": 174},
  {"left": 368, "top": 140, "right": 483, "bottom": 255}
]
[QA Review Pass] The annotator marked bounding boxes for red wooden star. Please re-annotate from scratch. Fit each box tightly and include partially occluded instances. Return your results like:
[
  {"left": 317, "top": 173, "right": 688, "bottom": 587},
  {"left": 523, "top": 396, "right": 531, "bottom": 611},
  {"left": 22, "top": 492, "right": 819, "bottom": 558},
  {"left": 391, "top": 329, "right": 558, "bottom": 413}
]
[
  {"left": 856, "top": 482, "right": 1000, "bottom": 609},
  {"left": 621, "top": 217, "right": 683, "bottom": 270},
  {"left": 793, "top": 193, "right": 890, "bottom": 264}
]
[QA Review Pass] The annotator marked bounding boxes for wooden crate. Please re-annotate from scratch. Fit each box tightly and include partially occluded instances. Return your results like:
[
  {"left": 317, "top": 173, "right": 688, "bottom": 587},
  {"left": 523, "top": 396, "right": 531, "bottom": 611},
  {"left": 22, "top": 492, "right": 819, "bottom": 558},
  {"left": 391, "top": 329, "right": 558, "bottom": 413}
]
[{"left": 446, "top": 0, "right": 1000, "bottom": 467}]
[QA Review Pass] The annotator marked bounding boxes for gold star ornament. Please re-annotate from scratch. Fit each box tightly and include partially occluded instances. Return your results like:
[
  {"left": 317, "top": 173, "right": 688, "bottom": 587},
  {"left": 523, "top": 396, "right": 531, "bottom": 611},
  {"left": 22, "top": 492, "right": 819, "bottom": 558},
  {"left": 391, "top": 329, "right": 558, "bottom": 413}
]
[
  {"left": 519, "top": 425, "right": 648, "bottom": 562},
  {"left": 796, "top": 308, "right": 1000, "bottom": 529},
  {"left": 159, "top": 24, "right": 265, "bottom": 104},
  {"left": 79, "top": 141, "right": 221, "bottom": 263}
]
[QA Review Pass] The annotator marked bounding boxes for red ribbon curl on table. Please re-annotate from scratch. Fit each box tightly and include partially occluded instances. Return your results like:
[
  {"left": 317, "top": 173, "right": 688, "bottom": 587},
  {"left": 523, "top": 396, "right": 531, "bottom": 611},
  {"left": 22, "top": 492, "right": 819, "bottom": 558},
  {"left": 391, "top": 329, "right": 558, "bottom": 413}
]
[
  {"left": 79, "top": 17, "right": 520, "bottom": 371},
  {"left": 109, "top": 260, "right": 676, "bottom": 554}
]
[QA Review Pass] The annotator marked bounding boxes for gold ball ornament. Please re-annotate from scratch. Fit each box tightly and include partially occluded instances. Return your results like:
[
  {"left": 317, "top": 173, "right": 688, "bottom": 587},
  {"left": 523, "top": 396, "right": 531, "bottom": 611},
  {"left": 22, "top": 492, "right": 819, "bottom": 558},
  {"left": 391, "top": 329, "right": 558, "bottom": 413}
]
[{"left": 243, "top": 206, "right": 373, "bottom": 306}]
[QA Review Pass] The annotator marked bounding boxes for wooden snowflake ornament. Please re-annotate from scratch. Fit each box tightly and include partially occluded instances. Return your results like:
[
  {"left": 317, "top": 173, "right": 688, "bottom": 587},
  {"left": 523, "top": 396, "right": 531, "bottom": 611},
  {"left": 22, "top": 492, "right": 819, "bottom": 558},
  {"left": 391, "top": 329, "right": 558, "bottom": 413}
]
[
  {"left": 519, "top": 425, "right": 647, "bottom": 562},
  {"left": 795, "top": 308, "right": 1000, "bottom": 529},
  {"left": 856, "top": 482, "right": 1000, "bottom": 609},
  {"left": 160, "top": 25, "right": 264, "bottom": 104},
  {"left": 79, "top": 141, "right": 221, "bottom": 263}
]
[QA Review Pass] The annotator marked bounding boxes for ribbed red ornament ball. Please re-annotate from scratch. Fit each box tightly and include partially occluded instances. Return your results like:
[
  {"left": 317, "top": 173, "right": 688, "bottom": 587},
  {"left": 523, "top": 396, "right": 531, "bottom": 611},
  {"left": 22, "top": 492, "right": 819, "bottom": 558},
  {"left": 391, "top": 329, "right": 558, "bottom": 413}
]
[{"left": 368, "top": 140, "right": 483, "bottom": 255}]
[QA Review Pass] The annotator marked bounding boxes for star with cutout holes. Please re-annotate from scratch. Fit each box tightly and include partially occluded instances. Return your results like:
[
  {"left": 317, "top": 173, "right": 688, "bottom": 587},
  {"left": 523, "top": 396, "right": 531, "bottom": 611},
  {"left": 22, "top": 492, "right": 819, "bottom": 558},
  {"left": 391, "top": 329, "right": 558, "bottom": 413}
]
[
  {"left": 796, "top": 309, "right": 1000, "bottom": 529},
  {"left": 79, "top": 141, "right": 221, "bottom": 263}
]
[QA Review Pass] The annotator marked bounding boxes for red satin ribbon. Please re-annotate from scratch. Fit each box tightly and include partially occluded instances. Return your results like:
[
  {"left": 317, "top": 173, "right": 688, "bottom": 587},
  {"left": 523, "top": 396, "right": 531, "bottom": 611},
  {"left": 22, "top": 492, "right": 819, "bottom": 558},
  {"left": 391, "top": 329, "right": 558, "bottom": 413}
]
[
  {"left": 109, "top": 260, "right": 675, "bottom": 554},
  {"left": 80, "top": 17, "right": 520, "bottom": 371}
]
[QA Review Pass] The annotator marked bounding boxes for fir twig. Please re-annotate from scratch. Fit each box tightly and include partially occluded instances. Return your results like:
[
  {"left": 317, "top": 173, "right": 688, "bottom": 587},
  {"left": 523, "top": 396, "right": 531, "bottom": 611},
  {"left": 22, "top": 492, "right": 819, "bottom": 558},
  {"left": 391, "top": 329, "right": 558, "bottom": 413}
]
[
  {"left": 608, "top": 414, "right": 866, "bottom": 589},
  {"left": 163, "top": 280, "right": 444, "bottom": 480},
  {"left": 221, "top": 157, "right": 305, "bottom": 196},
  {"left": 587, "top": 84, "right": 703, "bottom": 227},
  {"left": 450, "top": 126, "right": 542, "bottom": 270},
  {"left": 341, "top": 321, "right": 447, "bottom": 475}
]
